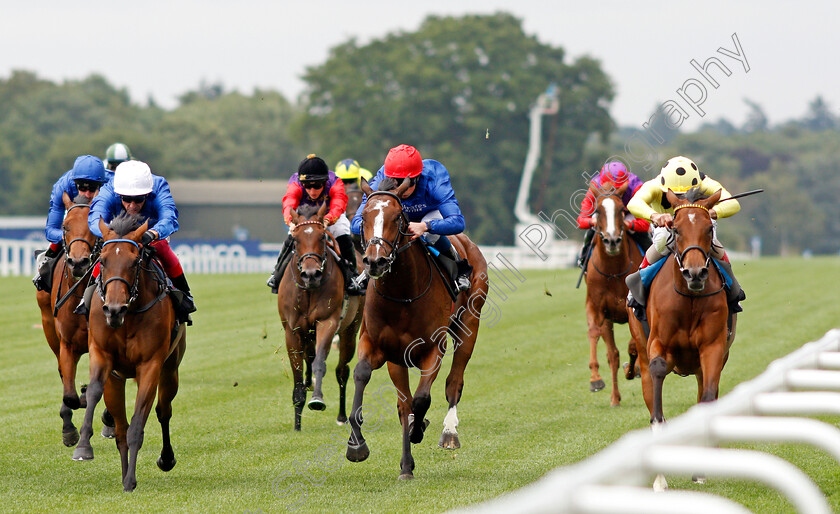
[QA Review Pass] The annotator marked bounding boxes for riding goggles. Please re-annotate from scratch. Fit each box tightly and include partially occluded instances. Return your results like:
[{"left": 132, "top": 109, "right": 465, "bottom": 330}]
[
  {"left": 74, "top": 180, "right": 101, "bottom": 193},
  {"left": 120, "top": 194, "right": 147, "bottom": 204},
  {"left": 301, "top": 181, "right": 326, "bottom": 190}
]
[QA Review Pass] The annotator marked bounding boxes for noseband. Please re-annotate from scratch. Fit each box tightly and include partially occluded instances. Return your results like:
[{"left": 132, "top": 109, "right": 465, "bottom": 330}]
[
  {"left": 97, "top": 238, "right": 142, "bottom": 307},
  {"left": 671, "top": 203, "right": 723, "bottom": 298},
  {"left": 63, "top": 204, "right": 101, "bottom": 261},
  {"left": 360, "top": 191, "right": 419, "bottom": 273},
  {"left": 291, "top": 219, "right": 329, "bottom": 289}
]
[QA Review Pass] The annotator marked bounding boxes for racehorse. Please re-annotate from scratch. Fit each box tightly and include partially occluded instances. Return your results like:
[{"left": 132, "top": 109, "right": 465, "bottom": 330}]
[
  {"left": 278, "top": 202, "right": 363, "bottom": 431},
  {"left": 72, "top": 213, "right": 186, "bottom": 492},
  {"left": 344, "top": 183, "right": 365, "bottom": 252},
  {"left": 35, "top": 193, "right": 114, "bottom": 446},
  {"left": 583, "top": 183, "right": 644, "bottom": 407},
  {"left": 627, "top": 187, "right": 734, "bottom": 426},
  {"left": 345, "top": 179, "right": 488, "bottom": 480}
]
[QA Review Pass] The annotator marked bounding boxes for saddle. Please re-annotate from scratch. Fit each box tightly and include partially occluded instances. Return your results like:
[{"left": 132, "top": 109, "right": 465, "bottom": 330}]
[{"left": 423, "top": 243, "right": 461, "bottom": 303}]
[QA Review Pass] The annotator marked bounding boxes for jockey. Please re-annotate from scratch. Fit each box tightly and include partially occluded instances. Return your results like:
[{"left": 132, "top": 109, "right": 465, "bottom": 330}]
[
  {"left": 334, "top": 158, "right": 374, "bottom": 191},
  {"left": 576, "top": 160, "right": 651, "bottom": 268},
  {"left": 87, "top": 160, "right": 196, "bottom": 322},
  {"left": 626, "top": 156, "right": 745, "bottom": 309},
  {"left": 266, "top": 154, "right": 364, "bottom": 295},
  {"left": 350, "top": 144, "right": 473, "bottom": 292},
  {"left": 103, "top": 142, "right": 133, "bottom": 174},
  {"left": 33, "top": 155, "right": 109, "bottom": 291}
]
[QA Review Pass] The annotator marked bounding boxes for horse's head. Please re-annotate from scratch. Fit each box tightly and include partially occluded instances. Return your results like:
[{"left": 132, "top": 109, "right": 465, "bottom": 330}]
[
  {"left": 97, "top": 214, "right": 148, "bottom": 328},
  {"left": 289, "top": 202, "right": 329, "bottom": 289},
  {"left": 62, "top": 192, "right": 98, "bottom": 278},
  {"left": 667, "top": 187, "right": 722, "bottom": 292},
  {"left": 591, "top": 182, "right": 629, "bottom": 256},
  {"left": 359, "top": 177, "right": 412, "bottom": 279},
  {"left": 345, "top": 185, "right": 364, "bottom": 221}
]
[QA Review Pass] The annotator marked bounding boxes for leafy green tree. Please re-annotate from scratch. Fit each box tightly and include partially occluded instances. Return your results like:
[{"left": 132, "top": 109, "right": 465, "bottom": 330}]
[
  {"left": 801, "top": 96, "right": 836, "bottom": 132},
  {"left": 296, "top": 13, "right": 614, "bottom": 244}
]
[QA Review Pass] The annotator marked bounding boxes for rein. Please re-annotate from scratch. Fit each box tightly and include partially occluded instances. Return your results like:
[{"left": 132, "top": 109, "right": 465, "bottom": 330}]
[
  {"left": 670, "top": 204, "right": 724, "bottom": 299},
  {"left": 54, "top": 204, "right": 101, "bottom": 316},
  {"left": 591, "top": 195, "right": 631, "bottom": 279},
  {"left": 97, "top": 238, "right": 167, "bottom": 313},
  {"left": 290, "top": 220, "right": 329, "bottom": 290},
  {"left": 362, "top": 190, "right": 433, "bottom": 303}
]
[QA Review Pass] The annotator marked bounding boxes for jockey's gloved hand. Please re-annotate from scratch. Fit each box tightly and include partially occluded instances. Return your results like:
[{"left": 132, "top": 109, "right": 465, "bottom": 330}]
[{"left": 141, "top": 230, "right": 157, "bottom": 246}]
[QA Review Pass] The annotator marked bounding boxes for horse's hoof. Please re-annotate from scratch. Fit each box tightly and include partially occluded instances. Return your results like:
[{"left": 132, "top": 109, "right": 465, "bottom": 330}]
[
  {"left": 157, "top": 455, "right": 177, "bottom": 472},
  {"left": 692, "top": 474, "right": 706, "bottom": 484},
  {"left": 346, "top": 442, "right": 370, "bottom": 462},
  {"left": 101, "top": 425, "right": 115, "bottom": 439},
  {"left": 409, "top": 418, "right": 430, "bottom": 444},
  {"left": 307, "top": 398, "right": 326, "bottom": 411},
  {"left": 123, "top": 480, "right": 136, "bottom": 492},
  {"left": 63, "top": 429, "right": 80, "bottom": 447},
  {"left": 397, "top": 473, "right": 414, "bottom": 481},
  {"left": 439, "top": 431, "right": 460, "bottom": 450},
  {"left": 623, "top": 363, "right": 635, "bottom": 380},
  {"left": 72, "top": 445, "right": 93, "bottom": 461},
  {"left": 590, "top": 379, "right": 605, "bottom": 392}
]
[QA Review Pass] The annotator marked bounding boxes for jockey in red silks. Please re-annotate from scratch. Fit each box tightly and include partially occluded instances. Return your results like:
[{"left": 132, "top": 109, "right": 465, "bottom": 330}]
[
  {"left": 266, "top": 154, "right": 364, "bottom": 295},
  {"left": 87, "top": 160, "right": 195, "bottom": 323},
  {"left": 576, "top": 161, "right": 651, "bottom": 268}
]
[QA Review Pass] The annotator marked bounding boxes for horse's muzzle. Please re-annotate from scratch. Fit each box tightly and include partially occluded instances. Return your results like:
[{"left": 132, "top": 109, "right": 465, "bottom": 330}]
[
  {"left": 67, "top": 257, "right": 90, "bottom": 278},
  {"left": 103, "top": 303, "right": 128, "bottom": 328},
  {"left": 300, "top": 268, "right": 324, "bottom": 289},
  {"left": 682, "top": 266, "right": 709, "bottom": 292},
  {"left": 363, "top": 255, "right": 390, "bottom": 279}
]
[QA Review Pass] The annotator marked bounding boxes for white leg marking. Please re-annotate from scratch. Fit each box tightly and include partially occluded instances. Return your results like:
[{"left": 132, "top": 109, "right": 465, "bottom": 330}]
[{"left": 442, "top": 406, "right": 459, "bottom": 434}]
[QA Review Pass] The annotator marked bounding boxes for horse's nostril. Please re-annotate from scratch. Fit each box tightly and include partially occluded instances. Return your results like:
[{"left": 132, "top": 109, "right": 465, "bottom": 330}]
[
  {"left": 699, "top": 268, "right": 709, "bottom": 280},
  {"left": 362, "top": 256, "right": 370, "bottom": 266}
]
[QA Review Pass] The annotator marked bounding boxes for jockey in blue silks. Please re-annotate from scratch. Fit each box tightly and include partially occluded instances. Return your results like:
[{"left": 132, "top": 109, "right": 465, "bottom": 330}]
[
  {"left": 33, "top": 155, "right": 108, "bottom": 291},
  {"left": 350, "top": 144, "right": 472, "bottom": 292}
]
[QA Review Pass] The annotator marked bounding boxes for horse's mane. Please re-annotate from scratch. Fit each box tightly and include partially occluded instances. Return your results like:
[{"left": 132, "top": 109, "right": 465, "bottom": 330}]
[
  {"left": 377, "top": 177, "right": 400, "bottom": 192},
  {"left": 108, "top": 212, "right": 146, "bottom": 237},
  {"left": 296, "top": 203, "right": 322, "bottom": 220},
  {"left": 682, "top": 186, "right": 710, "bottom": 202},
  {"left": 72, "top": 194, "right": 92, "bottom": 205}
]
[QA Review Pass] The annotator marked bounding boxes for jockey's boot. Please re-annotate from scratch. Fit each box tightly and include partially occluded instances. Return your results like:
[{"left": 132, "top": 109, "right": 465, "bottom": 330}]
[
  {"left": 32, "top": 244, "right": 61, "bottom": 291},
  {"left": 715, "top": 254, "right": 746, "bottom": 313},
  {"left": 336, "top": 234, "right": 364, "bottom": 296},
  {"left": 266, "top": 235, "right": 294, "bottom": 294},
  {"left": 171, "top": 273, "right": 196, "bottom": 325},
  {"left": 578, "top": 228, "right": 595, "bottom": 269},
  {"left": 74, "top": 282, "right": 96, "bottom": 318},
  {"left": 447, "top": 246, "right": 473, "bottom": 293}
]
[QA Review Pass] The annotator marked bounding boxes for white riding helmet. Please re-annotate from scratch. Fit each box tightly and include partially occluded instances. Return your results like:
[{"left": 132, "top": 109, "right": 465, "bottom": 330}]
[{"left": 114, "top": 161, "right": 154, "bottom": 196}]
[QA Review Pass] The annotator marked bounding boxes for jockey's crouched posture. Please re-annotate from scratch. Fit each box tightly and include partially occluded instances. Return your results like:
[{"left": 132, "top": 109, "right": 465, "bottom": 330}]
[
  {"left": 626, "top": 156, "right": 746, "bottom": 312},
  {"left": 350, "top": 144, "right": 473, "bottom": 293},
  {"left": 576, "top": 160, "right": 651, "bottom": 268},
  {"left": 82, "top": 161, "right": 196, "bottom": 324},
  {"left": 33, "top": 155, "right": 109, "bottom": 291},
  {"left": 266, "top": 154, "right": 364, "bottom": 295}
]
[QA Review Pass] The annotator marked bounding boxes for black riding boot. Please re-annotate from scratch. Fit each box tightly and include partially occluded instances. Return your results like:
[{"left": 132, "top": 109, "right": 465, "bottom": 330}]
[
  {"left": 171, "top": 273, "right": 196, "bottom": 325},
  {"left": 446, "top": 245, "right": 473, "bottom": 293},
  {"left": 33, "top": 245, "right": 62, "bottom": 291},
  {"left": 578, "top": 228, "right": 595, "bottom": 269},
  {"left": 267, "top": 235, "right": 294, "bottom": 294},
  {"left": 336, "top": 234, "right": 364, "bottom": 296}
]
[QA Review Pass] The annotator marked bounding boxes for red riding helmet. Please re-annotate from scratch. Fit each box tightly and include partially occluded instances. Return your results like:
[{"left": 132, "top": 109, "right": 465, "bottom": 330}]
[
  {"left": 384, "top": 144, "right": 423, "bottom": 179},
  {"left": 599, "top": 161, "right": 629, "bottom": 186}
]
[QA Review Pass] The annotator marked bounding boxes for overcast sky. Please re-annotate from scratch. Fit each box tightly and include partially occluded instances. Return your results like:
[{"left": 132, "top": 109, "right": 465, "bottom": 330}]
[{"left": 2, "top": 1, "right": 837, "bottom": 131}]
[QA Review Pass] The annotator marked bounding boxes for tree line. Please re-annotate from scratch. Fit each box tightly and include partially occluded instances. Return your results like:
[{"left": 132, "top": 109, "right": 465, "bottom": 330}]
[{"left": 0, "top": 12, "right": 836, "bottom": 254}]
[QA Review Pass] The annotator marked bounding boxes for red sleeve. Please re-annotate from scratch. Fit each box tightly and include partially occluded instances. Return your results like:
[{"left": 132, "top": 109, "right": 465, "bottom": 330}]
[
  {"left": 282, "top": 183, "right": 303, "bottom": 223},
  {"left": 630, "top": 218, "right": 650, "bottom": 232},
  {"left": 576, "top": 190, "right": 596, "bottom": 229},
  {"left": 326, "top": 180, "right": 348, "bottom": 223}
]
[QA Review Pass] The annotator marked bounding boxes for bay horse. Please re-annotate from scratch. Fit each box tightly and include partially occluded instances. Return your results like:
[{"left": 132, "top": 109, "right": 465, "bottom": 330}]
[
  {"left": 583, "top": 182, "right": 644, "bottom": 407},
  {"left": 278, "top": 202, "right": 363, "bottom": 431},
  {"left": 72, "top": 213, "right": 186, "bottom": 492},
  {"left": 35, "top": 193, "right": 114, "bottom": 446},
  {"left": 627, "top": 187, "right": 734, "bottom": 425},
  {"left": 345, "top": 179, "right": 488, "bottom": 480}
]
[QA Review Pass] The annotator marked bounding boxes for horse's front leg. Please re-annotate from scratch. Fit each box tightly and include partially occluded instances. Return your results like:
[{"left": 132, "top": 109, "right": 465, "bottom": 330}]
[
  {"left": 648, "top": 336, "right": 669, "bottom": 425},
  {"left": 58, "top": 342, "right": 83, "bottom": 410},
  {"left": 409, "top": 350, "right": 442, "bottom": 446},
  {"left": 72, "top": 346, "right": 110, "bottom": 462},
  {"left": 698, "top": 334, "right": 729, "bottom": 403},
  {"left": 600, "top": 319, "right": 622, "bottom": 407},
  {"left": 103, "top": 373, "right": 128, "bottom": 481},
  {"left": 309, "top": 318, "right": 339, "bottom": 411},
  {"left": 123, "top": 359, "right": 164, "bottom": 492},
  {"left": 346, "top": 330, "right": 383, "bottom": 463},
  {"left": 335, "top": 318, "right": 359, "bottom": 425},
  {"left": 387, "top": 361, "right": 415, "bottom": 480},
  {"left": 585, "top": 300, "right": 605, "bottom": 392},
  {"left": 284, "top": 325, "right": 307, "bottom": 431}
]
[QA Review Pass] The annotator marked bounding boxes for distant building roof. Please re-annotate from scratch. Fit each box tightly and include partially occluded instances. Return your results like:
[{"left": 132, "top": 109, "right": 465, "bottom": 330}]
[{"left": 168, "top": 179, "right": 288, "bottom": 206}]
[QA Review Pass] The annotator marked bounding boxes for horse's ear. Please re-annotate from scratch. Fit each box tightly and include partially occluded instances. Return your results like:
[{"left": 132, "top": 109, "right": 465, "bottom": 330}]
[
  {"left": 665, "top": 189, "right": 682, "bottom": 207},
  {"left": 290, "top": 209, "right": 300, "bottom": 225},
  {"left": 394, "top": 177, "right": 411, "bottom": 197},
  {"left": 588, "top": 181, "right": 601, "bottom": 198},
  {"left": 360, "top": 178, "right": 373, "bottom": 196},
  {"left": 129, "top": 221, "right": 149, "bottom": 242},
  {"left": 616, "top": 182, "right": 629, "bottom": 198},
  {"left": 703, "top": 189, "right": 723, "bottom": 208},
  {"left": 62, "top": 192, "right": 73, "bottom": 210},
  {"left": 99, "top": 217, "right": 115, "bottom": 240},
  {"left": 316, "top": 200, "right": 328, "bottom": 219}
]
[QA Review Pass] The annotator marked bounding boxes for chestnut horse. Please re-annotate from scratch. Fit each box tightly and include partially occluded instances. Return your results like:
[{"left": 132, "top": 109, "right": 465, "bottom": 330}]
[
  {"left": 583, "top": 183, "right": 644, "bottom": 406},
  {"left": 36, "top": 193, "right": 114, "bottom": 446},
  {"left": 72, "top": 213, "right": 186, "bottom": 492},
  {"left": 345, "top": 179, "right": 488, "bottom": 480},
  {"left": 628, "top": 188, "right": 735, "bottom": 428},
  {"left": 278, "top": 202, "right": 363, "bottom": 431}
]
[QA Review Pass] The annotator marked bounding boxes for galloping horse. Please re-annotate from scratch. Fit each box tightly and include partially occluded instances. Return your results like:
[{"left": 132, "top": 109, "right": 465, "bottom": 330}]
[
  {"left": 583, "top": 183, "right": 644, "bottom": 407},
  {"left": 627, "top": 188, "right": 734, "bottom": 428},
  {"left": 36, "top": 193, "right": 113, "bottom": 446},
  {"left": 72, "top": 213, "right": 186, "bottom": 492},
  {"left": 278, "top": 202, "right": 363, "bottom": 431},
  {"left": 345, "top": 179, "right": 488, "bottom": 480}
]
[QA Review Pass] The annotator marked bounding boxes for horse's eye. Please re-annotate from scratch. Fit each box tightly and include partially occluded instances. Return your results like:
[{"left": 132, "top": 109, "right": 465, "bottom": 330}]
[{"left": 62, "top": 225, "right": 68, "bottom": 231}]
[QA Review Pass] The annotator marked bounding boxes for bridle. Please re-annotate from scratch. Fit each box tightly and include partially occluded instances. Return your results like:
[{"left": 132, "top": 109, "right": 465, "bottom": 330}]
[
  {"left": 63, "top": 203, "right": 101, "bottom": 263},
  {"left": 592, "top": 194, "right": 631, "bottom": 279},
  {"left": 290, "top": 219, "right": 329, "bottom": 290},
  {"left": 671, "top": 203, "right": 724, "bottom": 298},
  {"left": 360, "top": 190, "right": 432, "bottom": 303},
  {"left": 97, "top": 238, "right": 166, "bottom": 313},
  {"left": 52, "top": 203, "right": 101, "bottom": 316}
]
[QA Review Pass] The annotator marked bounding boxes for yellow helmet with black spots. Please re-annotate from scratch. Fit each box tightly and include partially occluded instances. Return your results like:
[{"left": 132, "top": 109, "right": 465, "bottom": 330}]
[{"left": 658, "top": 156, "right": 704, "bottom": 193}]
